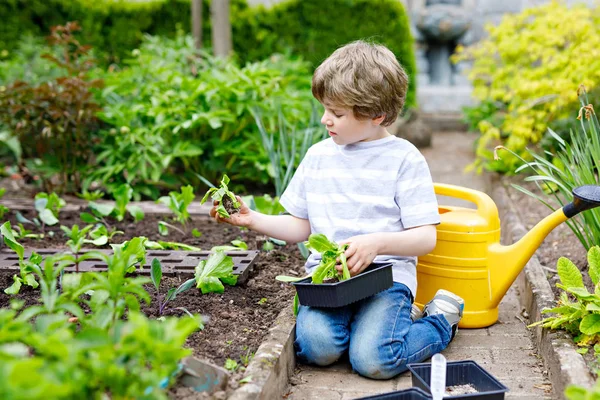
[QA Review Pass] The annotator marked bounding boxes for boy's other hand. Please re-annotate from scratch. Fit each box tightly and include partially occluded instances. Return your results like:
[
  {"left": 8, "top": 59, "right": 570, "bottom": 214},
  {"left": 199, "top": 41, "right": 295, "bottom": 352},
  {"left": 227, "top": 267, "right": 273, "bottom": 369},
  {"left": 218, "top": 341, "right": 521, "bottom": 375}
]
[
  {"left": 209, "top": 195, "right": 253, "bottom": 228},
  {"left": 336, "top": 234, "right": 379, "bottom": 277}
]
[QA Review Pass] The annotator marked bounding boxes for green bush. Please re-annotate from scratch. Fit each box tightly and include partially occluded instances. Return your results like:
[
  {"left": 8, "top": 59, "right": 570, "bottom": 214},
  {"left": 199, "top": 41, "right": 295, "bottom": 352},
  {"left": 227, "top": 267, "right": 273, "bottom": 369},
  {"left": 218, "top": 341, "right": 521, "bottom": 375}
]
[
  {"left": 90, "top": 33, "right": 317, "bottom": 198},
  {"left": 454, "top": 1, "right": 600, "bottom": 173},
  {"left": 2, "top": 0, "right": 416, "bottom": 107},
  {"left": 234, "top": 0, "right": 416, "bottom": 108}
]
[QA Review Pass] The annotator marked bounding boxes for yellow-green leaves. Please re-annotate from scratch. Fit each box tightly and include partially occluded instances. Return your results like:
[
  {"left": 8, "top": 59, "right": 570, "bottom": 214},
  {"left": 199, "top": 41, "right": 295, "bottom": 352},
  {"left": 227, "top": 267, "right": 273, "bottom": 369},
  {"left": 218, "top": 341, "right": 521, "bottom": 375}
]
[
  {"left": 589, "top": 247, "right": 600, "bottom": 285},
  {"left": 454, "top": 1, "right": 600, "bottom": 172}
]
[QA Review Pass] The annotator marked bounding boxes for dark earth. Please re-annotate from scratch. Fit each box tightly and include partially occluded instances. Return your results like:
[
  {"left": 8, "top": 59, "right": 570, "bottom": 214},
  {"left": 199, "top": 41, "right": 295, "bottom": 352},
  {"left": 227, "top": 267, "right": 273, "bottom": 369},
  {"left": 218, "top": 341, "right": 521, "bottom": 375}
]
[{"left": 0, "top": 205, "right": 306, "bottom": 398}]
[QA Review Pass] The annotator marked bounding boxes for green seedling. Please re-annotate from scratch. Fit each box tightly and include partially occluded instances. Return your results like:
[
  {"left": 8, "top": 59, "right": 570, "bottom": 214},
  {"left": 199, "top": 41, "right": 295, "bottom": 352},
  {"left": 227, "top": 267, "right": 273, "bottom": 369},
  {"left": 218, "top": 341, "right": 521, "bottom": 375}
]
[
  {"left": 211, "top": 239, "right": 248, "bottom": 252},
  {"left": 0, "top": 187, "right": 8, "bottom": 219},
  {"left": 34, "top": 192, "right": 65, "bottom": 230},
  {"left": 224, "top": 358, "right": 239, "bottom": 372},
  {"left": 76, "top": 188, "right": 104, "bottom": 201},
  {"left": 150, "top": 258, "right": 196, "bottom": 316},
  {"left": 2, "top": 221, "right": 38, "bottom": 294},
  {"left": 10, "top": 221, "right": 43, "bottom": 240},
  {"left": 157, "top": 220, "right": 185, "bottom": 236},
  {"left": 61, "top": 224, "right": 94, "bottom": 272},
  {"left": 144, "top": 239, "right": 200, "bottom": 251},
  {"left": 194, "top": 250, "right": 237, "bottom": 294},
  {"left": 200, "top": 174, "right": 240, "bottom": 219},
  {"left": 157, "top": 185, "right": 195, "bottom": 225},
  {"left": 240, "top": 348, "right": 254, "bottom": 367},
  {"left": 192, "top": 228, "right": 202, "bottom": 238}
]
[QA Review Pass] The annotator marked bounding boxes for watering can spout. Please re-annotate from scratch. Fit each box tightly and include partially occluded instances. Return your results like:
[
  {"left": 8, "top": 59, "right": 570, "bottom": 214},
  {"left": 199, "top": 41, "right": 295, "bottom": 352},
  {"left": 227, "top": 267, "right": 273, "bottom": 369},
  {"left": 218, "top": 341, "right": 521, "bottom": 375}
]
[
  {"left": 417, "top": 184, "right": 600, "bottom": 328},
  {"left": 489, "top": 185, "right": 600, "bottom": 307}
]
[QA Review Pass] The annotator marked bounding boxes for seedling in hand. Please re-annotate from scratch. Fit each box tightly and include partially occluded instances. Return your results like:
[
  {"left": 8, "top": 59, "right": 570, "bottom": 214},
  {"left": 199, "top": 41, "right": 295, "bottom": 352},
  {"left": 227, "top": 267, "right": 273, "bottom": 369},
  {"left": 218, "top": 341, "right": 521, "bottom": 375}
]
[{"left": 200, "top": 175, "right": 240, "bottom": 218}]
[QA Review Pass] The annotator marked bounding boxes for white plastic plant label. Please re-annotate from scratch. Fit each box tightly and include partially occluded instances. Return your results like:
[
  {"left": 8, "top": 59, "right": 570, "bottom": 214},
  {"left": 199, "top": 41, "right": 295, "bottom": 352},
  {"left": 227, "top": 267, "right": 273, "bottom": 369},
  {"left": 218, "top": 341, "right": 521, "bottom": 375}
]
[{"left": 430, "top": 353, "right": 447, "bottom": 400}]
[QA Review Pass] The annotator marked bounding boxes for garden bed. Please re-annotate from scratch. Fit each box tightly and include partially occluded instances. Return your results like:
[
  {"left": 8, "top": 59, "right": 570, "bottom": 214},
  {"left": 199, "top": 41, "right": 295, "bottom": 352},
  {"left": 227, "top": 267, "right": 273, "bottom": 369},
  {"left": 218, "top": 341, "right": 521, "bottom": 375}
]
[{"left": 0, "top": 209, "right": 306, "bottom": 397}]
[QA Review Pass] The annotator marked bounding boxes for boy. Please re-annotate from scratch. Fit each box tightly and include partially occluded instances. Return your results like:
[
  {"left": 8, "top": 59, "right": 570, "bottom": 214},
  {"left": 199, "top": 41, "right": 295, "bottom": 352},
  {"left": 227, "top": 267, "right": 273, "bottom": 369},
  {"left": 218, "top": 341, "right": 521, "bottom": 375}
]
[{"left": 210, "top": 40, "right": 464, "bottom": 379}]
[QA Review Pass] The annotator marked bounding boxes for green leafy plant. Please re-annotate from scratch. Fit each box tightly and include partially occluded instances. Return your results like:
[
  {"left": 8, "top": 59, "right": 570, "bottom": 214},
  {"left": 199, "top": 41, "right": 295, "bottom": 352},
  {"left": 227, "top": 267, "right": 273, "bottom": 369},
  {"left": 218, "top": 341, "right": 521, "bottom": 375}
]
[
  {"left": 61, "top": 224, "right": 97, "bottom": 272},
  {"left": 34, "top": 192, "right": 65, "bottom": 229},
  {"left": 112, "top": 183, "right": 144, "bottom": 222},
  {"left": 496, "top": 89, "right": 600, "bottom": 251},
  {"left": 529, "top": 246, "right": 600, "bottom": 346},
  {"left": 76, "top": 188, "right": 104, "bottom": 201},
  {"left": 276, "top": 233, "right": 351, "bottom": 284},
  {"left": 150, "top": 258, "right": 196, "bottom": 317},
  {"left": 453, "top": 2, "right": 600, "bottom": 173},
  {"left": 211, "top": 240, "right": 248, "bottom": 252},
  {"left": 200, "top": 175, "right": 240, "bottom": 219},
  {"left": 0, "top": 188, "right": 8, "bottom": 219},
  {"left": 158, "top": 185, "right": 194, "bottom": 225},
  {"left": 0, "top": 22, "right": 102, "bottom": 193},
  {"left": 1, "top": 222, "right": 38, "bottom": 294},
  {"left": 194, "top": 250, "right": 237, "bottom": 294},
  {"left": 144, "top": 239, "right": 200, "bottom": 252},
  {"left": 224, "top": 358, "right": 239, "bottom": 372}
]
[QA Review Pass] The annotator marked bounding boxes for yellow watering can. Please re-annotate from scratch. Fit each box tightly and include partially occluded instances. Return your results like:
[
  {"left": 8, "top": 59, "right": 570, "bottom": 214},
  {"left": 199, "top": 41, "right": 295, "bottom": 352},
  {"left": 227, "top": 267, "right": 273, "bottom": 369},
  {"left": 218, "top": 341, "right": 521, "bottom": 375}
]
[{"left": 416, "top": 183, "right": 600, "bottom": 328}]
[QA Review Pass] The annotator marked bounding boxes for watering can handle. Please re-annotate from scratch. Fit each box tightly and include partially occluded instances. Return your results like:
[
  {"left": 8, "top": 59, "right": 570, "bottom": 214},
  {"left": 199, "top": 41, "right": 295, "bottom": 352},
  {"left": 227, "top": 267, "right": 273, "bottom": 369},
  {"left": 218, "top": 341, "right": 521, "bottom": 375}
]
[{"left": 433, "top": 183, "right": 499, "bottom": 220}]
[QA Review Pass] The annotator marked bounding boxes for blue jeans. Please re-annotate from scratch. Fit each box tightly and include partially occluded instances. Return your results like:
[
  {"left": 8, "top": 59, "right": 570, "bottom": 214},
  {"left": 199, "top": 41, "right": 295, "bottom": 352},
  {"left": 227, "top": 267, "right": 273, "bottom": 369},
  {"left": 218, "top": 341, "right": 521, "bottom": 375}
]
[{"left": 295, "top": 282, "right": 452, "bottom": 379}]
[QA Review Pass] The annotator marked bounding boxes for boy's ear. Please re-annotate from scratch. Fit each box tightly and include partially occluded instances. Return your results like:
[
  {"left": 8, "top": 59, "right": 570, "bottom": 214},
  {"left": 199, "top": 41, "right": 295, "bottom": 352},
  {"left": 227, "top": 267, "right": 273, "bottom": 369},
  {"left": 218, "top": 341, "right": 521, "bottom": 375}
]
[{"left": 372, "top": 115, "right": 386, "bottom": 126}]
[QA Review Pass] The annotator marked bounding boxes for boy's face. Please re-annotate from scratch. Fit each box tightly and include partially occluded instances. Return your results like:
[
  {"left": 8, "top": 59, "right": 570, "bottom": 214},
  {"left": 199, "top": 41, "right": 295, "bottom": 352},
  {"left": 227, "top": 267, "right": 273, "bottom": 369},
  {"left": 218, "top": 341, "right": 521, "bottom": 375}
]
[{"left": 320, "top": 103, "right": 386, "bottom": 145}]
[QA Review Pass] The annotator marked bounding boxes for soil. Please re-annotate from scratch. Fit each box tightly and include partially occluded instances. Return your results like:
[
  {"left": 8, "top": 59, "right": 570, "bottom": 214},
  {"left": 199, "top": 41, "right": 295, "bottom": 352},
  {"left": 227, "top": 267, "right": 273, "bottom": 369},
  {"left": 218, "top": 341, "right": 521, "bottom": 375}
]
[
  {"left": 445, "top": 384, "right": 478, "bottom": 395},
  {"left": 0, "top": 208, "right": 306, "bottom": 397},
  {"left": 222, "top": 196, "right": 240, "bottom": 217}
]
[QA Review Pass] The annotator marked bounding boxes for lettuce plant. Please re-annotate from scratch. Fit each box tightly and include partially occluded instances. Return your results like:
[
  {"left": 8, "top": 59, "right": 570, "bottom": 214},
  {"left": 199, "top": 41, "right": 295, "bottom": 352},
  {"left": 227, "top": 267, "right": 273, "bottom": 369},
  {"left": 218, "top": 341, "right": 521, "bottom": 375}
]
[
  {"left": 200, "top": 175, "right": 239, "bottom": 219},
  {"left": 194, "top": 250, "right": 237, "bottom": 294},
  {"left": 34, "top": 192, "right": 65, "bottom": 229}
]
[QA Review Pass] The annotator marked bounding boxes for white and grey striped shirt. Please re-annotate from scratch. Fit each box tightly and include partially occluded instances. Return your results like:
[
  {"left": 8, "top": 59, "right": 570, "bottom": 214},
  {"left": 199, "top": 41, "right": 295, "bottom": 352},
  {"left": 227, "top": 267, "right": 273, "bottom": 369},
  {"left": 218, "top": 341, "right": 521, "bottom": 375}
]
[{"left": 280, "top": 135, "right": 440, "bottom": 298}]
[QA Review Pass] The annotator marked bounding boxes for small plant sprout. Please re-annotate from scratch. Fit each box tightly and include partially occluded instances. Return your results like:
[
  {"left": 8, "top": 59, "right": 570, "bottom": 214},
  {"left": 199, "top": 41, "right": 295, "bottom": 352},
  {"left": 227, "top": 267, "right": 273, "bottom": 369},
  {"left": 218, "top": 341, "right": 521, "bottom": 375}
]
[
  {"left": 210, "top": 239, "right": 248, "bottom": 252},
  {"left": 112, "top": 183, "right": 145, "bottom": 222},
  {"left": 61, "top": 224, "right": 96, "bottom": 272},
  {"left": 0, "top": 187, "right": 9, "bottom": 219},
  {"left": 76, "top": 189, "right": 104, "bottom": 201},
  {"left": 150, "top": 258, "right": 196, "bottom": 317},
  {"left": 34, "top": 192, "right": 66, "bottom": 230},
  {"left": 200, "top": 174, "right": 240, "bottom": 218},
  {"left": 194, "top": 250, "right": 237, "bottom": 294},
  {"left": 224, "top": 359, "right": 239, "bottom": 372},
  {"left": 157, "top": 185, "right": 195, "bottom": 225},
  {"left": 1, "top": 222, "right": 39, "bottom": 294}
]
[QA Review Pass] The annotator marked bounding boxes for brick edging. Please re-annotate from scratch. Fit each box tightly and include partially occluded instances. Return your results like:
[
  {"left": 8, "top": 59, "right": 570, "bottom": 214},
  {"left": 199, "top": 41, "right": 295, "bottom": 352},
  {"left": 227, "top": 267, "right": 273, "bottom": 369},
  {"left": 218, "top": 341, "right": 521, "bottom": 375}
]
[
  {"left": 491, "top": 177, "right": 595, "bottom": 399},
  {"left": 229, "top": 303, "right": 296, "bottom": 400}
]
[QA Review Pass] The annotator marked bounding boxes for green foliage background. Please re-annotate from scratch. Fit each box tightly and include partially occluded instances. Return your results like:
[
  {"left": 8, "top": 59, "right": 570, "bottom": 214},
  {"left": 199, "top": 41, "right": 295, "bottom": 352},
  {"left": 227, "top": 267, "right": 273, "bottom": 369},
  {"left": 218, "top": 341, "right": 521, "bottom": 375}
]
[{"left": 1, "top": 0, "right": 416, "bottom": 107}]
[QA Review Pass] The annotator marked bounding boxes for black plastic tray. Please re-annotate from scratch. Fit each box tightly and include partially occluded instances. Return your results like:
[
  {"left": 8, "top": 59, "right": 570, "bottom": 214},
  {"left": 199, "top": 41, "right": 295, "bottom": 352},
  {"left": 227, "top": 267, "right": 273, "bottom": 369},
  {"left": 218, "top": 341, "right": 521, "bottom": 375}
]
[
  {"left": 408, "top": 360, "right": 508, "bottom": 400},
  {"left": 292, "top": 263, "right": 393, "bottom": 308},
  {"left": 357, "top": 387, "right": 432, "bottom": 399}
]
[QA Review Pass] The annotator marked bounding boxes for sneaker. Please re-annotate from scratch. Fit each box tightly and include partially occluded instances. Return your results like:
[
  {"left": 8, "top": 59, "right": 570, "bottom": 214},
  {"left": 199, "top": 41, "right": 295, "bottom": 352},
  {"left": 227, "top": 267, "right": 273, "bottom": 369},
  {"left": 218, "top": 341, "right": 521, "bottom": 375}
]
[
  {"left": 410, "top": 303, "right": 423, "bottom": 321},
  {"left": 422, "top": 289, "right": 464, "bottom": 340}
]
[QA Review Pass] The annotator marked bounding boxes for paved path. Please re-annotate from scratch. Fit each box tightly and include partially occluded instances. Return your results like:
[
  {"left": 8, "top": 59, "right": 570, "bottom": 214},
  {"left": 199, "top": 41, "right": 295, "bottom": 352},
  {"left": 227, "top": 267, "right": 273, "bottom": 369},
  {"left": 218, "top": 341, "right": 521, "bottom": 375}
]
[{"left": 284, "top": 132, "right": 554, "bottom": 399}]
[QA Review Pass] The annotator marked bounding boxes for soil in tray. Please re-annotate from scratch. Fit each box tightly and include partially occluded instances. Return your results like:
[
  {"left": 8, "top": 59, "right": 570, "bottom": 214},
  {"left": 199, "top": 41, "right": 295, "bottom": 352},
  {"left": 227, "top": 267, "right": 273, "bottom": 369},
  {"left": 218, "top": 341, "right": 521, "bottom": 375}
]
[{"left": 0, "top": 211, "right": 306, "bottom": 391}]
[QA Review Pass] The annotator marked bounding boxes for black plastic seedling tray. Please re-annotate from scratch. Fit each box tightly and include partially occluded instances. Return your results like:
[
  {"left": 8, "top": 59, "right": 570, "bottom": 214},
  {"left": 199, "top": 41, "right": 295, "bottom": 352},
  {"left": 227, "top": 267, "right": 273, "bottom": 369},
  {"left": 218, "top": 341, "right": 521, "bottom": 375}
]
[
  {"left": 407, "top": 360, "right": 508, "bottom": 400},
  {"left": 357, "top": 387, "right": 432, "bottom": 399},
  {"left": 292, "top": 263, "right": 393, "bottom": 308}
]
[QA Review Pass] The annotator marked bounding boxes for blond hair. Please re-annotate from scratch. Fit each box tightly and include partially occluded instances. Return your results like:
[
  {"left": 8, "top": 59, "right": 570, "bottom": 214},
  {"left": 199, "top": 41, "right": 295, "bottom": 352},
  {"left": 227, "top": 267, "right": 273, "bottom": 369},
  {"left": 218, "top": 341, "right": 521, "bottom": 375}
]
[{"left": 312, "top": 40, "right": 408, "bottom": 126}]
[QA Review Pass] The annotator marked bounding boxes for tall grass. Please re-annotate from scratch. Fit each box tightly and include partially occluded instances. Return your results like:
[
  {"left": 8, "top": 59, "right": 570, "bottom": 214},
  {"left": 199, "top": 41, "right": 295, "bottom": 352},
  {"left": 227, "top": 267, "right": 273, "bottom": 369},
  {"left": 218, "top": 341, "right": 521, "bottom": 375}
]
[{"left": 496, "top": 88, "right": 600, "bottom": 250}]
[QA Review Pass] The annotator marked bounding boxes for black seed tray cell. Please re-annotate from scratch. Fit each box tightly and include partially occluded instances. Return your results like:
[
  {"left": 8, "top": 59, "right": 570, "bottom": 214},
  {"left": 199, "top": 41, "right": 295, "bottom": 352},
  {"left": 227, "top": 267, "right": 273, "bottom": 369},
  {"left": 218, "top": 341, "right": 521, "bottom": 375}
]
[
  {"left": 292, "top": 263, "right": 393, "bottom": 308},
  {"left": 408, "top": 360, "right": 509, "bottom": 400},
  {"left": 0, "top": 249, "right": 259, "bottom": 285},
  {"left": 356, "top": 387, "right": 432, "bottom": 399}
]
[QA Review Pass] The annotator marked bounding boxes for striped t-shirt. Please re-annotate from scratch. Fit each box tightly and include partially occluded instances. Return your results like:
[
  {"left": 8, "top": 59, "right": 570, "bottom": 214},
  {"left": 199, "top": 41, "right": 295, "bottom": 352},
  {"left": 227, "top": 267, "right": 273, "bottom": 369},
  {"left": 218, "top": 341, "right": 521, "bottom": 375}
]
[{"left": 279, "top": 135, "right": 440, "bottom": 298}]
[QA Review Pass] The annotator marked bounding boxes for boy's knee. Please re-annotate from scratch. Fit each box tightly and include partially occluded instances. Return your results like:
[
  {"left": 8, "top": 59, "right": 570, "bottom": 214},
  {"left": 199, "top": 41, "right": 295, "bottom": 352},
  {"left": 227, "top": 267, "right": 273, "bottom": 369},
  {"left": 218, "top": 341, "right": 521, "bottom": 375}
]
[
  {"left": 295, "top": 310, "right": 349, "bottom": 366},
  {"left": 349, "top": 338, "right": 405, "bottom": 379},
  {"left": 295, "top": 332, "right": 345, "bottom": 366}
]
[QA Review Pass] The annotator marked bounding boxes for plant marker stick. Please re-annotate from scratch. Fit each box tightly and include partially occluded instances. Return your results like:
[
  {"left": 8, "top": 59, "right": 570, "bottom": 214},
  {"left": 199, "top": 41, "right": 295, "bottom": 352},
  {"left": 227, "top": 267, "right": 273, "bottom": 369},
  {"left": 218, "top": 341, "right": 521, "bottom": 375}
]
[{"left": 430, "top": 353, "right": 447, "bottom": 400}]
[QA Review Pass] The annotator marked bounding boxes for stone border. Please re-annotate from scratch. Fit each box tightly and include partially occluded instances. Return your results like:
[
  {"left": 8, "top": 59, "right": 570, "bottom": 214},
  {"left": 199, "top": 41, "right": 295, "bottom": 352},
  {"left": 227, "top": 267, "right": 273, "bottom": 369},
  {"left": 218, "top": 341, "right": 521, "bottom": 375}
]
[
  {"left": 229, "top": 303, "right": 296, "bottom": 400},
  {"left": 491, "top": 177, "right": 595, "bottom": 398}
]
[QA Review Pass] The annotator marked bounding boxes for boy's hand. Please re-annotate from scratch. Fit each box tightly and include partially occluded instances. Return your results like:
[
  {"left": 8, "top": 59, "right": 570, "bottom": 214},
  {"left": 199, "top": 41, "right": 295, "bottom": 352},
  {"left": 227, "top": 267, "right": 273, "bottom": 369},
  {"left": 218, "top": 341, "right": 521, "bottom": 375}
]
[
  {"left": 336, "top": 234, "right": 379, "bottom": 276},
  {"left": 209, "top": 196, "right": 253, "bottom": 228}
]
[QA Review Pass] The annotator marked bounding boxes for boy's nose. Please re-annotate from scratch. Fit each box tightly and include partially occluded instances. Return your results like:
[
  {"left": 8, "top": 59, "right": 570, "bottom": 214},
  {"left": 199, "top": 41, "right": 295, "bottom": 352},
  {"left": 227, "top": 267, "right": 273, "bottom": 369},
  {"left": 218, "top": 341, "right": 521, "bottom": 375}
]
[{"left": 321, "top": 113, "right": 333, "bottom": 127}]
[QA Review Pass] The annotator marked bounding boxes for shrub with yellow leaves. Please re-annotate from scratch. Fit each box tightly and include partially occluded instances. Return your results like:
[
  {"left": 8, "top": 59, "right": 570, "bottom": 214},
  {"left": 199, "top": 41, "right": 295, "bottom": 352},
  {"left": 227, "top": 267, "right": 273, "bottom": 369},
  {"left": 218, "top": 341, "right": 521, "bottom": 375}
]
[{"left": 453, "top": 1, "right": 600, "bottom": 173}]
